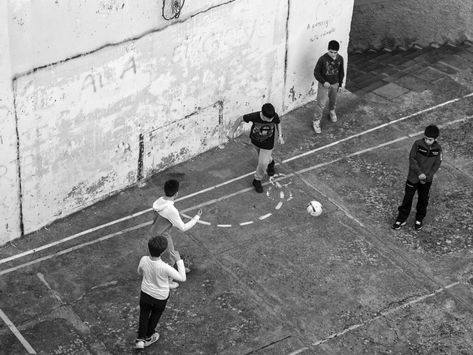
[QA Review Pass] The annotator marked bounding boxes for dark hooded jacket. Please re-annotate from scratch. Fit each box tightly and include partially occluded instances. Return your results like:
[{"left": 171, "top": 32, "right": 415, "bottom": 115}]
[{"left": 407, "top": 138, "right": 442, "bottom": 183}]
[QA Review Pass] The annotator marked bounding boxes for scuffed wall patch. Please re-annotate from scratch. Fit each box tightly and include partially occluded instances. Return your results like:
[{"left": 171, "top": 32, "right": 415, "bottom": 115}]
[{"left": 143, "top": 104, "right": 220, "bottom": 177}]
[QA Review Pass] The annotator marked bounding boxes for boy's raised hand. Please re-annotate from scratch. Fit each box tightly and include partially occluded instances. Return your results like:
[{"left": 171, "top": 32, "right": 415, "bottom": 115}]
[{"left": 170, "top": 250, "right": 181, "bottom": 262}]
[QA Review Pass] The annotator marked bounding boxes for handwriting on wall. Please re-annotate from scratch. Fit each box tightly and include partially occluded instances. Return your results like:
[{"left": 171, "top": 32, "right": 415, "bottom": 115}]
[
  {"left": 308, "top": 19, "right": 335, "bottom": 42},
  {"left": 81, "top": 56, "right": 136, "bottom": 93}
]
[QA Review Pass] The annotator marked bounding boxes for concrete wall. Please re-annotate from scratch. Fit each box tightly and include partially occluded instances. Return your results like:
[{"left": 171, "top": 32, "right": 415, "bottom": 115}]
[
  {"left": 350, "top": 0, "right": 473, "bottom": 50},
  {"left": 1, "top": 0, "right": 354, "bottom": 244},
  {"left": 0, "top": 1, "right": 22, "bottom": 243}
]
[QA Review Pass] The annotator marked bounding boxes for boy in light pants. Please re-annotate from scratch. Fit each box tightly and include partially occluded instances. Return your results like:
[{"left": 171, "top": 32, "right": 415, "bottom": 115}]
[{"left": 313, "top": 40, "right": 345, "bottom": 134}]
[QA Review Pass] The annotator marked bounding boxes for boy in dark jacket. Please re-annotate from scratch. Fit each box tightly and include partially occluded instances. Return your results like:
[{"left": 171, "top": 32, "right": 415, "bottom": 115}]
[
  {"left": 392, "top": 125, "right": 442, "bottom": 231},
  {"left": 312, "top": 40, "right": 345, "bottom": 134}
]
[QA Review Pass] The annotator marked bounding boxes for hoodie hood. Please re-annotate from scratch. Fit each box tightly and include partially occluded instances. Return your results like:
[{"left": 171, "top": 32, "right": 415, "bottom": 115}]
[{"left": 152, "top": 197, "right": 173, "bottom": 212}]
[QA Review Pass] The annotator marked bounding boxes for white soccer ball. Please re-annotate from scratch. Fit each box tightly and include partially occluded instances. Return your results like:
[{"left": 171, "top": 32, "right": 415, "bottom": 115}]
[{"left": 307, "top": 200, "right": 323, "bottom": 217}]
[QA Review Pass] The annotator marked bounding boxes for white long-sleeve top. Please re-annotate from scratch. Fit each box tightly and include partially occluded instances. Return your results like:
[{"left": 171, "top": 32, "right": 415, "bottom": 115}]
[
  {"left": 152, "top": 197, "right": 199, "bottom": 232},
  {"left": 138, "top": 256, "right": 186, "bottom": 299}
]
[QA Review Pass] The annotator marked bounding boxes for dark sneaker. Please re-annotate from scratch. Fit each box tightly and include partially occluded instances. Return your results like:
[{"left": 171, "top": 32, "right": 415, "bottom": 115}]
[
  {"left": 144, "top": 333, "right": 160, "bottom": 347},
  {"left": 267, "top": 160, "right": 275, "bottom": 177},
  {"left": 392, "top": 220, "right": 406, "bottom": 230},
  {"left": 414, "top": 220, "right": 423, "bottom": 231},
  {"left": 252, "top": 179, "right": 263, "bottom": 193}
]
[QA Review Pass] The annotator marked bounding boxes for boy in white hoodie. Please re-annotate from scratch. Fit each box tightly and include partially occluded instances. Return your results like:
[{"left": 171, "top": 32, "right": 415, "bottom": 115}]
[{"left": 150, "top": 179, "right": 201, "bottom": 288}]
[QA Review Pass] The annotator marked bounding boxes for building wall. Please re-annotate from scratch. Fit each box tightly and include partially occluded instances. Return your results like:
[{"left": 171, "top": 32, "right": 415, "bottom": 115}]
[
  {"left": 1, "top": 0, "right": 354, "bottom": 244},
  {"left": 350, "top": 0, "right": 473, "bottom": 50},
  {"left": 0, "top": 0, "right": 22, "bottom": 244}
]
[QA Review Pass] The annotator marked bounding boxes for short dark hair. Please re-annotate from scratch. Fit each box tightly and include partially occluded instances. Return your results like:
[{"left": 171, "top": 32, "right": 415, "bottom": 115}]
[
  {"left": 164, "top": 179, "right": 179, "bottom": 197},
  {"left": 328, "top": 40, "right": 340, "bottom": 51},
  {"left": 424, "top": 125, "right": 440, "bottom": 139},
  {"left": 261, "top": 103, "right": 275, "bottom": 118},
  {"left": 148, "top": 235, "right": 168, "bottom": 257}
]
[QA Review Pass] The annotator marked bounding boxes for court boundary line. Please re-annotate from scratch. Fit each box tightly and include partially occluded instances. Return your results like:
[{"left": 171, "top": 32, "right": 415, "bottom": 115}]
[
  {"left": 0, "top": 93, "right": 472, "bottom": 266},
  {"left": 1, "top": 115, "right": 471, "bottom": 276},
  {"left": 311, "top": 277, "right": 473, "bottom": 347},
  {"left": 0, "top": 309, "right": 37, "bottom": 354}
]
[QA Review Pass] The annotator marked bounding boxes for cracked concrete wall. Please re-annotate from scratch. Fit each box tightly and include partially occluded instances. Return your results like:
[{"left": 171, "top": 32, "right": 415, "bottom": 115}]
[
  {"left": 1, "top": 0, "right": 353, "bottom": 243},
  {"left": 350, "top": 0, "right": 473, "bottom": 50}
]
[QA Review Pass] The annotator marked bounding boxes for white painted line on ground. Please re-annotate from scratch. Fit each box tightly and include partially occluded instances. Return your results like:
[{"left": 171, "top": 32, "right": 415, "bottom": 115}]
[
  {"left": 239, "top": 221, "right": 254, "bottom": 226},
  {"left": 287, "top": 347, "right": 309, "bottom": 355},
  {"left": 0, "top": 209, "right": 151, "bottom": 265},
  {"left": 311, "top": 280, "right": 463, "bottom": 347},
  {"left": 283, "top": 92, "right": 473, "bottom": 164},
  {"left": 259, "top": 213, "right": 272, "bottom": 220},
  {"left": 0, "top": 309, "right": 37, "bottom": 354},
  {"left": 275, "top": 201, "right": 283, "bottom": 210},
  {"left": 1, "top": 114, "right": 472, "bottom": 269},
  {"left": 197, "top": 220, "right": 212, "bottom": 226},
  {"left": 280, "top": 191, "right": 285, "bottom": 199},
  {"left": 0, "top": 222, "right": 150, "bottom": 276},
  {"left": 216, "top": 224, "right": 232, "bottom": 228}
]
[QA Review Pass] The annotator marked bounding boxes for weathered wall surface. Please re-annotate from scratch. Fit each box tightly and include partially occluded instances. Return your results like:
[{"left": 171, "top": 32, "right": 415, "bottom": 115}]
[
  {"left": 350, "top": 0, "right": 473, "bottom": 50},
  {"left": 1, "top": 0, "right": 353, "bottom": 243},
  {"left": 0, "top": 1, "right": 22, "bottom": 244},
  {"left": 285, "top": 0, "right": 353, "bottom": 111},
  {"left": 9, "top": 0, "right": 229, "bottom": 75}
]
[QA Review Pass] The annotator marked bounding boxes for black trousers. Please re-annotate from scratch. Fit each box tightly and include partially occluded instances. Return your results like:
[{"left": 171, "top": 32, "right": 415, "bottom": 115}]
[
  {"left": 138, "top": 291, "right": 168, "bottom": 339},
  {"left": 397, "top": 180, "right": 432, "bottom": 222}
]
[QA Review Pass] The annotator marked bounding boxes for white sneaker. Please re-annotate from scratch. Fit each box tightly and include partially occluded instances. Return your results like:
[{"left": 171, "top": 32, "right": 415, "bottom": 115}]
[
  {"left": 169, "top": 281, "right": 179, "bottom": 289},
  {"left": 185, "top": 267, "right": 191, "bottom": 274},
  {"left": 135, "top": 340, "right": 145, "bottom": 349},
  {"left": 329, "top": 110, "right": 337, "bottom": 122},
  {"left": 312, "top": 121, "right": 321, "bottom": 134},
  {"left": 144, "top": 333, "right": 160, "bottom": 347}
]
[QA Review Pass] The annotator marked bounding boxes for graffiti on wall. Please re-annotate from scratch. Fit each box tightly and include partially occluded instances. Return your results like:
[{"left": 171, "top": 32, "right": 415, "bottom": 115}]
[
  {"left": 162, "top": 0, "right": 185, "bottom": 20},
  {"left": 12, "top": 0, "right": 286, "bottom": 234}
]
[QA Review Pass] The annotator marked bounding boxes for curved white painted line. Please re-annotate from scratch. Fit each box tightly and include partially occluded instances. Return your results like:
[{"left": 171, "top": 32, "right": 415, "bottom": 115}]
[
  {"left": 259, "top": 213, "right": 272, "bottom": 220},
  {"left": 239, "top": 221, "right": 254, "bottom": 226},
  {"left": 1, "top": 117, "right": 471, "bottom": 275}
]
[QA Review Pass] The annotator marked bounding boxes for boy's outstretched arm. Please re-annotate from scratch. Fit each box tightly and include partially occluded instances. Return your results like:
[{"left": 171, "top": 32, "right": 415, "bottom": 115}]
[
  {"left": 137, "top": 258, "right": 143, "bottom": 275},
  {"left": 277, "top": 123, "right": 285, "bottom": 145},
  {"left": 165, "top": 207, "right": 201, "bottom": 232},
  {"left": 168, "top": 250, "right": 186, "bottom": 282},
  {"left": 228, "top": 116, "right": 244, "bottom": 139}
]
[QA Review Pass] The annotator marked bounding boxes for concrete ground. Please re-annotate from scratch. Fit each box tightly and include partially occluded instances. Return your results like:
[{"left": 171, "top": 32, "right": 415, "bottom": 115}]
[{"left": 1, "top": 42, "right": 473, "bottom": 355}]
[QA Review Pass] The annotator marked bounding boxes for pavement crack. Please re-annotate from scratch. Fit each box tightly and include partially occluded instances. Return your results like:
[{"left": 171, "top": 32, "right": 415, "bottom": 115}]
[{"left": 243, "top": 335, "right": 292, "bottom": 355}]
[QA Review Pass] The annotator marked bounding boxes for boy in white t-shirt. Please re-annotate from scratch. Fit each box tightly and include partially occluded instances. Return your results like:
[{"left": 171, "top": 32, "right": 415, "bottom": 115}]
[
  {"left": 135, "top": 235, "right": 186, "bottom": 349},
  {"left": 150, "top": 179, "right": 202, "bottom": 288}
]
